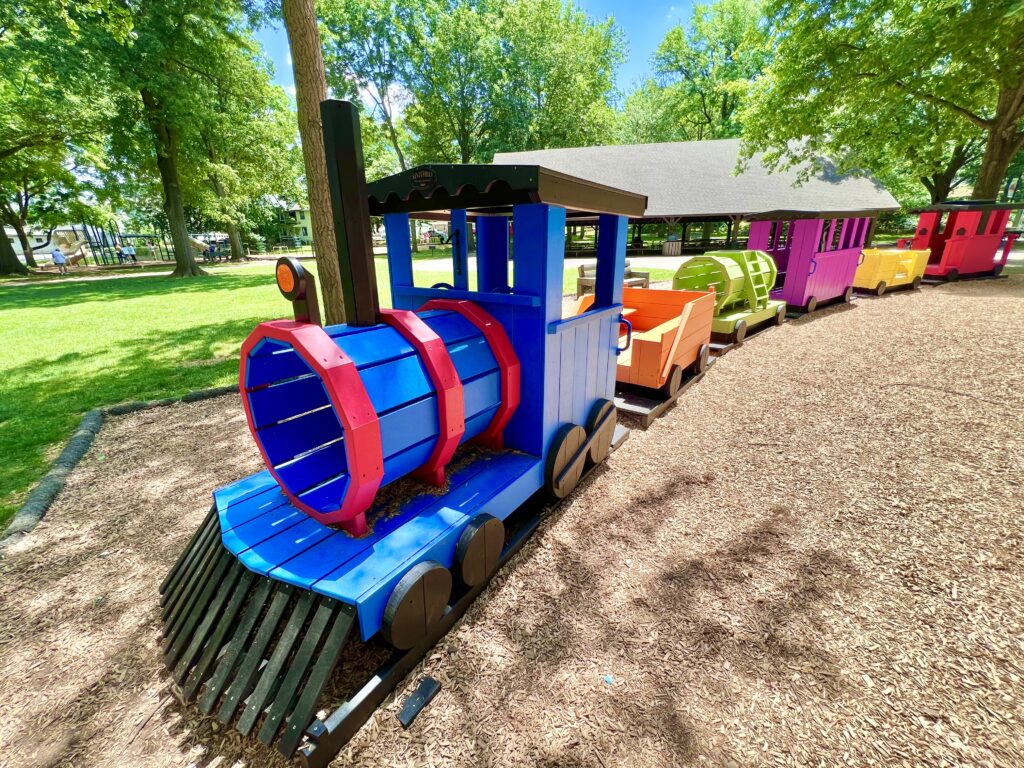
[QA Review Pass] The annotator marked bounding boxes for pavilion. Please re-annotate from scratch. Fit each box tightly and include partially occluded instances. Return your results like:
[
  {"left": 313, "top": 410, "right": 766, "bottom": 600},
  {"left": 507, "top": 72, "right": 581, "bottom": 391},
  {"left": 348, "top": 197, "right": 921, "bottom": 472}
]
[{"left": 493, "top": 139, "right": 900, "bottom": 253}]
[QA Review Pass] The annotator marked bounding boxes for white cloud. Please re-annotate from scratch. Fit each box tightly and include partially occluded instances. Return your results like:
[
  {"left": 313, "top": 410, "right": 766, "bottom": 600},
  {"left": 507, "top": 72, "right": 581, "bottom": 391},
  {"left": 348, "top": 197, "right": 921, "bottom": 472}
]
[
  {"left": 286, "top": 85, "right": 297, "bottom": 96},
  {"left": 286, "top": 52, "right": 292, "bottom": 68}
]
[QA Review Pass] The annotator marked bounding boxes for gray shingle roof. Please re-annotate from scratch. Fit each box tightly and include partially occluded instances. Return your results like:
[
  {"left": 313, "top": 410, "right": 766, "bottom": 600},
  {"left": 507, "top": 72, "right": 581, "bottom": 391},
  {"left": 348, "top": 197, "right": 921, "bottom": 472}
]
[{"left": 493, "top": 139, "right": 900, "bottom": 220}]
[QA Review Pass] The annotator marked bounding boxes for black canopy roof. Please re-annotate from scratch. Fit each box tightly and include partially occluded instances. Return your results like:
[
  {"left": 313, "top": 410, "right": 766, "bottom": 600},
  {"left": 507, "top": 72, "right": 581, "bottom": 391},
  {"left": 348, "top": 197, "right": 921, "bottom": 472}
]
[{"left": 367, "top": 164, "right": 648, "bottom": 218}]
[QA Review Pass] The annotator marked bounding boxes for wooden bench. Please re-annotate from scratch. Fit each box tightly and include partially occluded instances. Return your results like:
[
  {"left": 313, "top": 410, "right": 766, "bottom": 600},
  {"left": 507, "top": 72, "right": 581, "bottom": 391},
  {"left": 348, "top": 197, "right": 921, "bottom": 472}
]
[{"left": 576, "top": 260, "right": 650, "bottom": 297}]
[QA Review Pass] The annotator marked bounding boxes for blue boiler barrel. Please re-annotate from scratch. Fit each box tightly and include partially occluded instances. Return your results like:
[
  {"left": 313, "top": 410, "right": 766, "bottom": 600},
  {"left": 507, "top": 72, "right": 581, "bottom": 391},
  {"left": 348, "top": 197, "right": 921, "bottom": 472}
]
[{"left": 239, "top": 300, "right": 519, "bottom": 536}]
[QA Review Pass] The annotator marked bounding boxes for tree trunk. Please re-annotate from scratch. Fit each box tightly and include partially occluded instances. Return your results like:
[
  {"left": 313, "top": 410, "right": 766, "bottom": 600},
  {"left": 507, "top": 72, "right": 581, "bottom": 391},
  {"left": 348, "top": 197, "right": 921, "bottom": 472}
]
[
  {"left": 0, "top": 229, "right": 28, "bottom": 275},
  {"left": 12, "top": 221, "right": 38, "bottom": 268},
  {"left": 974, "top": 130, "right": 1024, "bottom": 200},
  {"left": 227, "top": 222, "right": 245, "bottom": 260},
  {"left": 1, "top": 205, "right": 38, "bottom": 267},
  {"left": 141, "top": 89, "right": 206, "bottom": 278},
  {"left": 282, "top": 0, "right": 346, "bottom": 324},
  {"left": 208, "top": 171, "right": 247, "bottom": 261},
  {"left": 973, "top": 84, "right": 1024, "bottom": 200}
]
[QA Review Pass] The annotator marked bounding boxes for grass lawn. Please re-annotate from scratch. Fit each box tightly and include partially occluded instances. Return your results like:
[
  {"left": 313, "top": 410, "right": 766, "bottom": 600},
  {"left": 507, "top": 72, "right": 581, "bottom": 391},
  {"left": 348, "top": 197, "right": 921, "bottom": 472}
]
[{"left": 0, "top": 259, "right": 675, "bottom": 528}]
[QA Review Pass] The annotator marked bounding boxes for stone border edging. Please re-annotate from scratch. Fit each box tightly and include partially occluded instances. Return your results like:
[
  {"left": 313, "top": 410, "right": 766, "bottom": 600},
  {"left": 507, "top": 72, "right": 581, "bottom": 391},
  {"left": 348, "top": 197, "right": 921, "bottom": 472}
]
[{"left": 0, "top": 385, "right": 237, "bottom": 553}]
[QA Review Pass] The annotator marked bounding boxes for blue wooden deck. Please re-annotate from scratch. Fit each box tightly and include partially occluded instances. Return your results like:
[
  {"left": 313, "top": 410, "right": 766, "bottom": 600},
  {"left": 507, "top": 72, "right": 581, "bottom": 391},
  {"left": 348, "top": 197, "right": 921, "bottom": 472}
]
[{"left": 214, "top": 449, "right": 543, "bottom": 641}]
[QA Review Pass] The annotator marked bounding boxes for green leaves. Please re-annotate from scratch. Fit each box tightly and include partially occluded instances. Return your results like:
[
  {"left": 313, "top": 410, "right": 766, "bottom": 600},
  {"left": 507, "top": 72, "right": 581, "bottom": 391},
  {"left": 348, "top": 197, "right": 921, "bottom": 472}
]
[
  {"left": 741, "top": 0, "right": 1024, "bottom": 202},
  {"left": 321, "top": 0, "right": 622, "bottom": 165}
]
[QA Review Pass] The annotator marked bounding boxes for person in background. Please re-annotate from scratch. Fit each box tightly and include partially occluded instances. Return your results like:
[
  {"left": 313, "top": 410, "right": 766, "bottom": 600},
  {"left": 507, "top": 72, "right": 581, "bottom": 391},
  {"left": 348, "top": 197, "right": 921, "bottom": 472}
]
[
  {"left": 125, "top": 242, "right": 138, "bottom": 263},
  {"left": 115, "top": 244, "right": 126, "bottom": 263},
  {"left": 51, "top": 246, "right": 68, "bottom": 275}
]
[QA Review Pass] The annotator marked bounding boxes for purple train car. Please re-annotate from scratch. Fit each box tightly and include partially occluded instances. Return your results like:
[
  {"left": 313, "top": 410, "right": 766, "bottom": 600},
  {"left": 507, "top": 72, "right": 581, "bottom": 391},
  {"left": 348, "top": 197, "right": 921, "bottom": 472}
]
[{"left": 747, "top": 214, "right": 875, "bottom": 313}]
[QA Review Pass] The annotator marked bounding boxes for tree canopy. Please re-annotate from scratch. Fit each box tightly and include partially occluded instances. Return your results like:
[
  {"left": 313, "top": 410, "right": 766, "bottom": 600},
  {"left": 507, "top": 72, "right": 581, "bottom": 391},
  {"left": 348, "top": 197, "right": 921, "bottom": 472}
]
[{"left": 741, "top": 0, "right": 1024, "bottom": 203}]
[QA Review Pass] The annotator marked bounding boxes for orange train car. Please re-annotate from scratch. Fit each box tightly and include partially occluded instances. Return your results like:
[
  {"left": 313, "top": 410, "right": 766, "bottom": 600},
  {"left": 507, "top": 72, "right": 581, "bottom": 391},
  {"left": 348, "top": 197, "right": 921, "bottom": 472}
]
[{"left": 576, "top": 286, "right": 715, "bottom": 397}]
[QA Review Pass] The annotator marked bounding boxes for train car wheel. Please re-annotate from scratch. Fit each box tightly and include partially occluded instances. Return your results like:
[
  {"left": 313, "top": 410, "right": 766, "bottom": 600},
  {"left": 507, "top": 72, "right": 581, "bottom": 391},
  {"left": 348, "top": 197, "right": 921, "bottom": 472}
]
[
  {"left": 585, "top": 399, "right": 616, "bottom": 465},
  {"left": 775, "top": 305, "right": 786, "bottom": 325},
  {"left": 911, "top": 276, "right": 922, "bottom": 290},
  {"left": 993, "top": 264, "right": 1004, "bottom": 277},
  {"left": 660, "top": 365, "right": 684, "bottom": 400},
  {"left": 455, "top": 514, "right": 504, "bottom": 587},
  {"left": 875, "top": 282, "right": 887, "bottom": 297},
  {"left": 946, "top": 269, "right": 959, "bottom": 282},
  {"left": 843, "top": 286, "right": 854, "bottom": 303},
  {"left": 382, "top": 561, "right": 452, "bottom": 650},
  {"left": 733, "top": 320, "right": 748, "bottom": 343},
  {"left": 695, "top": 343, "right": 711, "bottom": 374},
  {"left": 546, "top": 424, "right": 587, "bottom": 499},
  {"left": 805, "top": 297, "right": 818, "bottom": 314}
]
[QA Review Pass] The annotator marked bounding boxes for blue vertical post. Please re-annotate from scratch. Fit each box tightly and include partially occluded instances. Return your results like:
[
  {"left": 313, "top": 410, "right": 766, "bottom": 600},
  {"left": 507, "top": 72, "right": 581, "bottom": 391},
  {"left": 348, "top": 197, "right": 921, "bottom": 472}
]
[
  {"left": 384, "top": 213, "right": 413, "bottom": 310},
  {"left": 503, "top": 203, "right": 565, "bottom": 457},
  {"left": 595, "top": 214, "right": 628, "bottom": 308},
  {"left": 450, "top": 209, "right": 469, "bottom": 290},
  {"left": 476, "top": 216, "right": 509, "bottom": 292}
]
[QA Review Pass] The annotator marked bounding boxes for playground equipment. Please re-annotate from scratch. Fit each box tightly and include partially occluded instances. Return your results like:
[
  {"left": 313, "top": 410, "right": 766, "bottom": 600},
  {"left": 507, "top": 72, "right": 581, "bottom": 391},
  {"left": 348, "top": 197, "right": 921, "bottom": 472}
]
[
  {"left": 900, "top": 201, "right": 1022, "bottom": 281},
  {"left": 576, "top": 286, "right": 713, "bottom": 397},
  {"left": 853, "top": 247, "right": 929, "bottom": 295},
  {"left": 747, "top": 215, "right": 873, "bottom": 312},
  {"left": 672, "top": 250, "right": 786, "bottom": 343},
  {"left": 159, "top": 100, "right": 646, "bottom": 765}
]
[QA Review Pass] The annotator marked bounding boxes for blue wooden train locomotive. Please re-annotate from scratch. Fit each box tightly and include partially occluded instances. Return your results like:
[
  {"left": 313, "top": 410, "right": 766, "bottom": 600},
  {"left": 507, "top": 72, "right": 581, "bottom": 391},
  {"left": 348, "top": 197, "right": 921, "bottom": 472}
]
[{"left": 159, "top": 100, "right": 646, "bottom": 765}]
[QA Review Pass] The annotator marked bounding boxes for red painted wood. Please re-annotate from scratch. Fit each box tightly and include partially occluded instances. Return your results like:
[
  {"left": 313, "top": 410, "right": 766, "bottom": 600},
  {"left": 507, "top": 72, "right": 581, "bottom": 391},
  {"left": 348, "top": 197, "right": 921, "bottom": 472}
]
[
  {"left": 419, "top": 299, "right": 520, "bottom": 450},
  {"left": 239, "top": 320, "right": 383, "bottom": 537},
  {"left": 378, "top": 309, "right": 465, "bottom": 486}
]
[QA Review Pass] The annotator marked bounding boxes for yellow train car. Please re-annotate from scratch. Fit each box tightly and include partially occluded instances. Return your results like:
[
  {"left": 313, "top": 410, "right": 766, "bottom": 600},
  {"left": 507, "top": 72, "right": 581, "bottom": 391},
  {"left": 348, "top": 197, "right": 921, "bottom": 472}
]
[{"left": 853, "top": 248, "right": 930, "bottom": 295}]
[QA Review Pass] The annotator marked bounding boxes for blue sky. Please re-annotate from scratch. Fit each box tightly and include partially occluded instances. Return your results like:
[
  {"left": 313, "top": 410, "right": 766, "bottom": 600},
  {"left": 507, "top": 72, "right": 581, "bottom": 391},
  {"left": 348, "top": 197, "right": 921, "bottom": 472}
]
[{"left": 253, "top": 1, "right": 697, "bottom": 98}]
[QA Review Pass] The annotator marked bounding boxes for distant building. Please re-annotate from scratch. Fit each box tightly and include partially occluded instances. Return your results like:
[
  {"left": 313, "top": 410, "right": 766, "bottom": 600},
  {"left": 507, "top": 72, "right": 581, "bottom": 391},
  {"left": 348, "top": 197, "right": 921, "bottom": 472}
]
[
  {"left": 4, "top": 225, "right": 87, "bottom": 261},
  {"left": 277, "top": 205, "right": 313, "bottom": 245}
]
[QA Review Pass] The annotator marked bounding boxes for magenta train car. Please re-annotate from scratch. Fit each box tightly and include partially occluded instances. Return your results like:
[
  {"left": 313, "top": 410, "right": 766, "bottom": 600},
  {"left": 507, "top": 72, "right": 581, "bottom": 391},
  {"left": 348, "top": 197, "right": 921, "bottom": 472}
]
[
  {"left": 747, "top": 215, "right": 874, "bottom": 312},
  {"left": 899, "top": 201, "right": 1021, "bottom": 281}
]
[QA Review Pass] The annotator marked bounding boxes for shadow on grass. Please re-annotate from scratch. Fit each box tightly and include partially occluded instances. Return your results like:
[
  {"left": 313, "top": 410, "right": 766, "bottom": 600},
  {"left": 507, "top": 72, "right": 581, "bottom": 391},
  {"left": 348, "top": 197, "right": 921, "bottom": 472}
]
[
  {"left": 0, "top": 316, "right": 261, "bottom": 526},
  {"left": 0, "top": 270, "right": 277, "bottom": 310}
]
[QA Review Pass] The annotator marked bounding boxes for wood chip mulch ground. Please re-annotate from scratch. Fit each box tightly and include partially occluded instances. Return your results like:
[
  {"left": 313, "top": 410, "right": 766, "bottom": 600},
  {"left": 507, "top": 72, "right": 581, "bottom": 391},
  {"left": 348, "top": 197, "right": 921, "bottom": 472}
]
[{"left": 1, "top": 277, "right": 1022, "bottom": 768}]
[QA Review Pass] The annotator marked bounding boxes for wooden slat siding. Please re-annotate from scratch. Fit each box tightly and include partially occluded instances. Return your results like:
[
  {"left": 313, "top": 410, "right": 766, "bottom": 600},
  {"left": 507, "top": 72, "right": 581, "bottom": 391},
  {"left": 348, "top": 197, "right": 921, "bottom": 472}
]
[
  {"left": 161, "top": 506, "right": 218, "bottom": 598},
  {"left": 164, "top": 547, "right": 234, "bottom": 659},
  {"left": 660, "top": 300, "right": 693, "bottom": 382},
  {"left": 217, "top": 585, "right": 295, "bottom": 723},
  {"left": 630, "top": 339, "right": 655, "bottom": 391},
  {"left": 558, "top": 325, "right": 575, "bottom": 425},
  {"left": 586, "top": 308, "right": 602, "bottom": 405},
  {"left": 171, "top": 561, "right": 245, "bottom": 681},
  {"left": 747, "top": 220, "right": 772, "bottom": 250},
  {"left": 257, "top": 598, "right": 335, "bottom": 745},
  {"left": 161, "top": 509, "right": 220, "bottom": 609},
  {"left": 778, "top": 218, "right": 822, "bottom": 306},
  {"left": 199, "top": 577, "right": 275, "bottom": 714},
  {"left": 182, "top": 570, "right": 256, "bottom": 701},
  {"left": 572, "top": 322, "right": 589, "bottom": 425},
  {"left": 276, "top": 602, "right": 356, "bottom": 757},
  {"left": 237, "top": 589, "right": 318, "bottom": 736}
]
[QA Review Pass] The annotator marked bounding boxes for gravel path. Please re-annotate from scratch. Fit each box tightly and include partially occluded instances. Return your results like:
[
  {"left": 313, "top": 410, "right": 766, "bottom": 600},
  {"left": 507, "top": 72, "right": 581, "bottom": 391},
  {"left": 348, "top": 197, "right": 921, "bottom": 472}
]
[{"left": 1, "top": 277, "right": 1022, "bottom": 768}]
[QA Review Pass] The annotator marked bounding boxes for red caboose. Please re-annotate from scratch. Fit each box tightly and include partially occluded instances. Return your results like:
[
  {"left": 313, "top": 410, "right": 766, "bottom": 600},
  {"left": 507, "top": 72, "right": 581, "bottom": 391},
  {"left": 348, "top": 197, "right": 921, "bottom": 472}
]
[{"left": 901, "top": 201, "right": 1021, "bottom": 281}]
